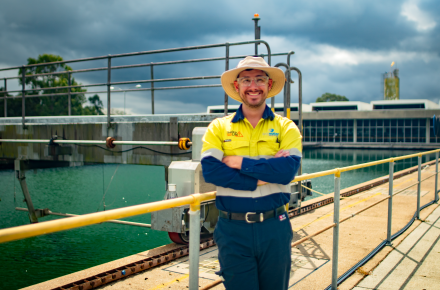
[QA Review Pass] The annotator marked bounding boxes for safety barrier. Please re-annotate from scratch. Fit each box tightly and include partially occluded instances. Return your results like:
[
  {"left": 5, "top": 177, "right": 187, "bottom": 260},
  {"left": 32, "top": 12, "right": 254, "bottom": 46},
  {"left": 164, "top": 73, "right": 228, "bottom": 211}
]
[
  {"left": 0, "top": 39, "right": 298, "bottom": 127},
  {"left": 0, "top": 149, "right": 439, "bottom": 289}
]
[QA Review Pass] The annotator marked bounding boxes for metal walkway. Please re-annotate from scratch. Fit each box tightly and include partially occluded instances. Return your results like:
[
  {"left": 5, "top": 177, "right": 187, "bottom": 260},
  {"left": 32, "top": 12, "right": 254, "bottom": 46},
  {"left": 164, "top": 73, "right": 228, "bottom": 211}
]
[{"left": 351, "top": 205, "right": 440, "bottom": 290}]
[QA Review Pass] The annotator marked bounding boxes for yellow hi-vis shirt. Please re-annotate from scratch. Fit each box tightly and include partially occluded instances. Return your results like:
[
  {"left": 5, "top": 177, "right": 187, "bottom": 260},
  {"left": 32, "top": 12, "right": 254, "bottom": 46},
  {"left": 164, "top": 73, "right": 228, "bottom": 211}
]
[{"left": 201, "top": 105, "right": 302, "bottom": 213}]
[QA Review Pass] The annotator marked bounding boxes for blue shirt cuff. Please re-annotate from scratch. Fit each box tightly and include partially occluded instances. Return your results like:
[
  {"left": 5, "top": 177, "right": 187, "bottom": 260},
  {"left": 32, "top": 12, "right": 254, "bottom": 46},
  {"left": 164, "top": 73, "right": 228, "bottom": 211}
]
[{"left": 240, "top": 157, "right": 257, "bottom": 173}]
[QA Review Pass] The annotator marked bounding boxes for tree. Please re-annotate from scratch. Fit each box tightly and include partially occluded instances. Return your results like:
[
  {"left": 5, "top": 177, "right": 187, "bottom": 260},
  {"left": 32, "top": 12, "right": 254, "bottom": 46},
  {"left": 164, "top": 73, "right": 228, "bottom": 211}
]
[
  {"left": 4, "top": 54, "right": 104, "bottom": 117},
  {"left": 316, "top": 93, "right": 349, "bottom": 102},
  {"left": 86, "top": 95, "right": 104, "bottom": 115}
]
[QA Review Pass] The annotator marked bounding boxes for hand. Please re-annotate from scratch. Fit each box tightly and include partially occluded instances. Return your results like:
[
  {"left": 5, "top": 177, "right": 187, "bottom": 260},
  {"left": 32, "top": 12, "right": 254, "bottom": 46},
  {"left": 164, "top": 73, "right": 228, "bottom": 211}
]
[
  {"left": 222, "top": 156, "right": 243, "bottom": 170},
  {"left": 257, "top": 180, "right": 267, "bottom": 186},
  {"left": 274, "top": 149, "right": 290, "bottom": 158}
]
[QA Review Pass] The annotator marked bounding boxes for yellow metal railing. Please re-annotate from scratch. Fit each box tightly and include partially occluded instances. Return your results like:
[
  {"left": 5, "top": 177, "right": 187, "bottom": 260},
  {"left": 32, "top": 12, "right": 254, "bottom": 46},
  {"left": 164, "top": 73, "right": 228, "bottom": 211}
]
[
  {"left": 0, "top": 192, "right": 215, "bottom": 244},
  {"left": 293, "top": 149, "right": 440, "bottom": 182},
  {"left": 2, "top": 149, "right": 439, "bottom": 244}
]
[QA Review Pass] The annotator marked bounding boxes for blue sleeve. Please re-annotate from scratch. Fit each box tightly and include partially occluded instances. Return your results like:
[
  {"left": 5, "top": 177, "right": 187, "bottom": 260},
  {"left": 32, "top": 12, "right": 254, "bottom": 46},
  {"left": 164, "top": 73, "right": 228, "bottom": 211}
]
[
  {"left": 240, "top": 155, "right": 301, "bottom": 185},
  {"left": 201, "top": 156, "right": 258, "bottom": 191}
]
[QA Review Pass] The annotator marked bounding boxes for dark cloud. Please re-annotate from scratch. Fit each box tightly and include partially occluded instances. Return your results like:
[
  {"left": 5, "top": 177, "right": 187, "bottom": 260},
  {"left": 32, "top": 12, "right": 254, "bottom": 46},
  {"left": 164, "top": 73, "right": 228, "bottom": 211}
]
[{"left": 0, "top": 0, "right": 439, "bottom": 114}]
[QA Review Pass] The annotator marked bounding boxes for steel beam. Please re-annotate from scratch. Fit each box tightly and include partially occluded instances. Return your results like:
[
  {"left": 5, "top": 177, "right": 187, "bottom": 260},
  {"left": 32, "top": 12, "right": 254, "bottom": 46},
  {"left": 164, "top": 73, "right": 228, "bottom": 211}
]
[{"left": 14, "top": 160, "right": 38, "bottom": 223}]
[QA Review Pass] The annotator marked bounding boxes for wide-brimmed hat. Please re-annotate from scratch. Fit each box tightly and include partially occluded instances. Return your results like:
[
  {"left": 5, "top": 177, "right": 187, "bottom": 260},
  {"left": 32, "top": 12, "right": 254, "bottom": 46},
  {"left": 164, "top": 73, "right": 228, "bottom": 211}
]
[{"left": 221, "top": 56, "right": 286, "bottom": 103}]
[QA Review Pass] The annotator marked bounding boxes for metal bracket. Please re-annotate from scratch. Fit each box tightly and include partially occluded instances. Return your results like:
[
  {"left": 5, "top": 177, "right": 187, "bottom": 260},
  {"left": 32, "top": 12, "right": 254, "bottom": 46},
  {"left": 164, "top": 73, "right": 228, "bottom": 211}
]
[
  {"left": 14, "top": 159, "right": 39, "bottom": 223},
  {"left": 170, "top": 117, "right": 179, "bottom": 154}
]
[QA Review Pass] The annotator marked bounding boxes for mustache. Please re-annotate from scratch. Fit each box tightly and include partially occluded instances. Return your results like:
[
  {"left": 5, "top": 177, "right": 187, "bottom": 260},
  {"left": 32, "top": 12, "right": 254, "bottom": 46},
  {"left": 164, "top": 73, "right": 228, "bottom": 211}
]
[{"left": 245, "top": 90, "right": 263, "bottom": 94}]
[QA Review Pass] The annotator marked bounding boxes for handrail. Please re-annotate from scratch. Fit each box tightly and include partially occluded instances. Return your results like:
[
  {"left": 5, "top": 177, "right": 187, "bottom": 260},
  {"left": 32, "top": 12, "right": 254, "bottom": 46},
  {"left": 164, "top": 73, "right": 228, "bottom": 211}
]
[
  {"left": 291, "top": 148, "right": 440, "bottom": 183},
  {"left": 1, "top": 39, "right": 275, "bottom": 125},
  {"left": 0, "top": 41, "right": 271, "bottom": 71},
  {"left": 0, "top": 191, "right": 215, "bottom": 244},
  {"left": 0, "top": 149, "right": 438, "bottom": 243},
  {"left": 0, "top": 52, "right": 289, "bottom": 81}
]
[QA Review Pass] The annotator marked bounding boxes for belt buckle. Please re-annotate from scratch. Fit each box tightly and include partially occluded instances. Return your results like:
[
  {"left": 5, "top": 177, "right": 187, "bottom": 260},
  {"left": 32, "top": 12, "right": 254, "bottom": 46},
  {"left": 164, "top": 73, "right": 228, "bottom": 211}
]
[{"left": 245, "top": 212, "right": 264, "bottom": 223}]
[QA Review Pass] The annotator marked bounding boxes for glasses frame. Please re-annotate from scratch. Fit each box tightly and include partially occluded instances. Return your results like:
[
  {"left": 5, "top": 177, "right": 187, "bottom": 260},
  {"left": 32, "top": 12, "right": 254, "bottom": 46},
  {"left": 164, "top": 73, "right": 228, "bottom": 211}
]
[{"left": 236, "top": 76, "right": 270, "bottom": 87}]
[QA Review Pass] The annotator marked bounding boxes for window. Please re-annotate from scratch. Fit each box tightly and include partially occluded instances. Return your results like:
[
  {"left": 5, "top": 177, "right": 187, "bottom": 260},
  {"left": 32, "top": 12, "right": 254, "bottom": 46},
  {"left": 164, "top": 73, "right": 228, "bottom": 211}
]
[
  {"left": 370, "top": 128, "right": 376, "bottom": 142},
  {"left": 377, "top": 128, "right": 383, "bottom": 142},
  {"left": 412, "top": 128, "right": 419, "bottom": 142}
]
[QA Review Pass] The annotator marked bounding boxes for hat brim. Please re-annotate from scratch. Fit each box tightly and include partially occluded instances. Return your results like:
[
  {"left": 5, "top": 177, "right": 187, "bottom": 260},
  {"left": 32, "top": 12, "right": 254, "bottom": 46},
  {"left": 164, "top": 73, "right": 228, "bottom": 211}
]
[{"left": 221, "top": 66, "right": 286, "bottom": 103}]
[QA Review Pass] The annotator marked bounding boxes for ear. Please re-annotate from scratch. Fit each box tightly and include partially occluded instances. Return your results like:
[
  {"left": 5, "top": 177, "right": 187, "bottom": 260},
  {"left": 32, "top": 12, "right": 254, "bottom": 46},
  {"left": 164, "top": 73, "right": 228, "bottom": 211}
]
[
  {"left": 268, "top": 79, "right": 273, "bottom": 90},
  {"left": 233, "top": 81, "right": 239, "bottom": 92}
]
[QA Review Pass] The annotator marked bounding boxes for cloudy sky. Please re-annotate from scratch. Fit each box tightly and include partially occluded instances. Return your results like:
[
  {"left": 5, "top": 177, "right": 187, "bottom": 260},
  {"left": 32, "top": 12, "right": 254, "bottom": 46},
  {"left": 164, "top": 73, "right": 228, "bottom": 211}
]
[{"left": 0, "top": 0, "right": 439, "bottom": 114}]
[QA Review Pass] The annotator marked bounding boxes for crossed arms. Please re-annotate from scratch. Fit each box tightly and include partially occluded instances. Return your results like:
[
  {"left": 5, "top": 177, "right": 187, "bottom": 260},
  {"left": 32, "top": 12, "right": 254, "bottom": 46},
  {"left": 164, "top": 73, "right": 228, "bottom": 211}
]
[{"left": 201, "top": 150, "right": 301, "bottom": 191}]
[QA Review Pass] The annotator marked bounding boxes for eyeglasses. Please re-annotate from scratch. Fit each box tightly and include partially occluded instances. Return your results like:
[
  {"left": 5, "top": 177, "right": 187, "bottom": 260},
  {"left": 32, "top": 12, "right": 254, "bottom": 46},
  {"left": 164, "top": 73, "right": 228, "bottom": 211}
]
[{"left": 236, "top": 76, "right": 269, "bottom": 87}]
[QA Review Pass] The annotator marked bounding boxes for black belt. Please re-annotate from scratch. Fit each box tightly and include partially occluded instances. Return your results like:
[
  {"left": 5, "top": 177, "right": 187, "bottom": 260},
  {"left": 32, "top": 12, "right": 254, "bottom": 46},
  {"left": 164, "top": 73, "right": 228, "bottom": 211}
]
[{"left": 219, "top": 205, "right": 286, "bottom": 223}]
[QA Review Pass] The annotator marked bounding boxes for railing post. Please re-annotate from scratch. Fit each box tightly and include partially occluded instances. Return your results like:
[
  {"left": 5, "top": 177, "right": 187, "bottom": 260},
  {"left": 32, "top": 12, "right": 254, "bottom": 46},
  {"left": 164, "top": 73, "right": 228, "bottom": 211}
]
[
  {"left": 387, "top": 160, "right": 394, "bottom": 245},
  {"left": 68, "top": 72, "right": 71, "bottom": 116},
  {"left": 290, "top": 67, "right": 303, "bottom": 174},
  {"left": 107, "top": 56, "right": 112, "bottom": 126},
  {"left": 188, "top": 197, "right": 201, "bottom": 290},
  {"left": 4, "top": 78, "right": 7, "bottom": 117},
  {"left": 21, "top": 66, "right": 26, "bottom": 128},
  {"left": 224, "top": 43, "right": 229, "bottom": 116},
  {"left": 435, "top": 152, "right": 439, "bottom": 202},
  {"left": 283, "top": 70, "right": 290, "bottom": 119},
  {"left": 331, "top": 170, "right": 341, "bottom": 290},
  {"left": 417, "top": 155, "right": 421, "bottom": 219},
  {"left": 150, "top": 63, "right": 155, "bottom": 115}
]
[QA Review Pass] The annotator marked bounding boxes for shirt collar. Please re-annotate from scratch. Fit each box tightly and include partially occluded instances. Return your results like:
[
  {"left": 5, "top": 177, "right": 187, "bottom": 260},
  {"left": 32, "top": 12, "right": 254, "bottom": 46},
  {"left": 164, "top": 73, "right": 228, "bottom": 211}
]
[{"left": 231, "top": 104, "right": 275, "bottom": 123}]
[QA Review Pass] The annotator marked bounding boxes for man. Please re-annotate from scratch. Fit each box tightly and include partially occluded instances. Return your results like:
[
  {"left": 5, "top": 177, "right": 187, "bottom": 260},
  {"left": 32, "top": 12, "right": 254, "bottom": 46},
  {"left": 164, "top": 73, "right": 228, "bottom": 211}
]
[{"left": 201, "top": 56, "right": 302, "bottom": 290}]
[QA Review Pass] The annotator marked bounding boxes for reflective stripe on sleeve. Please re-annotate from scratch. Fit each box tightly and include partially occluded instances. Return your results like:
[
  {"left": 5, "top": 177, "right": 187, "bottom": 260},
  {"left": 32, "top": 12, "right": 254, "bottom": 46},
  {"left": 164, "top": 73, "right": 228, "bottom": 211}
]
[
  {"left": 288, "top": 147, "right": 302, "bottom": 157},
  {"left": 201, "top": 148, "right": 224, "bottom": 161},
  {"left": 216, "top": 183, "right": 290, "bottom": 198}
]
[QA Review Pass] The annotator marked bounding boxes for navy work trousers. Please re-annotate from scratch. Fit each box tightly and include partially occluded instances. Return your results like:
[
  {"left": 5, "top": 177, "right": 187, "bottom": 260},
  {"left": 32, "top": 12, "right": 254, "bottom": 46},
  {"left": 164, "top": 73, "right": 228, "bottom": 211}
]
[{"left": 214, "top": 213, "right": 293, "bottom": 290}]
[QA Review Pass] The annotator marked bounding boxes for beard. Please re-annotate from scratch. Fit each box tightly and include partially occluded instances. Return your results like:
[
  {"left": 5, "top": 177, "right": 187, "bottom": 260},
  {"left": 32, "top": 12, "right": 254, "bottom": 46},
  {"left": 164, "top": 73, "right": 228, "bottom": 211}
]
[{"left": 239, "top": 90, "right": 267, "bottom": 109}]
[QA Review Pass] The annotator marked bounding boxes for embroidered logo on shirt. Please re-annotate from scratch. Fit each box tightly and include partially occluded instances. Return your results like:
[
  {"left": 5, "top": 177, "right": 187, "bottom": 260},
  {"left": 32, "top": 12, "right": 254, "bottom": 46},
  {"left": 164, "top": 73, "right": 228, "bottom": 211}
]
[
  {"left": 263, "top": 128, "right": 279, "bottom": 137},
  {"left": 224, "top": 139, "right": 232, "bottom": 142},
  {"left": 278, "top": 213, "right": 287, "bottom": 221},
  {"left": 227, "top": 131, "right": 243, "bottom": 137}
]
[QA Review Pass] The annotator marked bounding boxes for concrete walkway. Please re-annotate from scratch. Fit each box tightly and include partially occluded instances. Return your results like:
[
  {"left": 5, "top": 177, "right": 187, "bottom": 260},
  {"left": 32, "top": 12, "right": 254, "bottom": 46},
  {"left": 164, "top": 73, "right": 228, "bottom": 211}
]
[{"left": 353, "top": 205, "right": 440, "bottom": 290}]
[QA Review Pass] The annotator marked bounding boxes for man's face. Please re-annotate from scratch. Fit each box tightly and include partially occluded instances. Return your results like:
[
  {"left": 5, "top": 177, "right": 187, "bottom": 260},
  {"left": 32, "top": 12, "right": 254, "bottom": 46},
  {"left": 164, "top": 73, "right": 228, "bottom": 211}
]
[{"left": 234, "top": 69, "right": 273, "bottom": 109}]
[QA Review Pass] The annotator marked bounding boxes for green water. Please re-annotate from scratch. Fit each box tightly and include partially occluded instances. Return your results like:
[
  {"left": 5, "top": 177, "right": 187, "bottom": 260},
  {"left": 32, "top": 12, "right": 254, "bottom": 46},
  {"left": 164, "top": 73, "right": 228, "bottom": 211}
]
[{"left": 0, "top": 149, "right": 435, "bottom": 289}]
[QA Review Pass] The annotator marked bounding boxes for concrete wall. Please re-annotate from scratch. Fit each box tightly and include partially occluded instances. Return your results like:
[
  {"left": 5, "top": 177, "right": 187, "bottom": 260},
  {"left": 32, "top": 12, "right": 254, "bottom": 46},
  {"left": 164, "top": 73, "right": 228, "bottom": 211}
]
[{"left": 0, "top": 114, "right": 219, "bottom": 168}]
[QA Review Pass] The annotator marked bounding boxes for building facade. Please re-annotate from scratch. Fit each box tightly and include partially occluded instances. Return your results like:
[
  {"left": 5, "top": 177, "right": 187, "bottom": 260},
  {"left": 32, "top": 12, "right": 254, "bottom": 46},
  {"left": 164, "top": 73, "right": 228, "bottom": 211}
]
[{"left": 207, "top": 99, "right": 440, "bottom": 149}]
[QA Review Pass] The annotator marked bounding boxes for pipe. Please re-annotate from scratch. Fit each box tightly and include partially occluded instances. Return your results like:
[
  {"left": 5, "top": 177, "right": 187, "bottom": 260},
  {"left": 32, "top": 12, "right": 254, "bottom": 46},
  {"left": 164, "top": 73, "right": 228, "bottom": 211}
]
[
  {"left": 436, "top": 152, "right": 439, "bottom": 202},
  {"left": 188, "top": 206, "right": 201, "bottom": 290},
  {"left": 417, "top": 156, "right": 421, "bottom": 219},
  {"left": 331, "top": 173, "right": 341, "bottom": 290},
  {"left": 0, "top": 139, "right": 190, "bottom": 146},
  {"left": 387, "top": 161, "right": 394, "bottom": 245}
]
